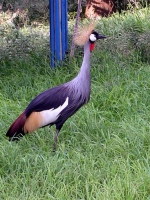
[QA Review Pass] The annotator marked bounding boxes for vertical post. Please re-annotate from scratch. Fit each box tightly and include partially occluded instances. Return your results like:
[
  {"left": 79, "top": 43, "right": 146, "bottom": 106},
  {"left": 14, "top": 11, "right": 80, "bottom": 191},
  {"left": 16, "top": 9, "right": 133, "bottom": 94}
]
[
  {"left": 62, "top": 0, "right": 68, "bottom": 60},
  {"left": 55, "top": 0, "right": 61, "bottom": 62},
  {"left": 49, "top": 0, "right": 54, "bottom": 67},
  {"left": 65, "top": 1, "right": 68, "bottom": 54},
  {"left": 49, "top": 0, "right": 68, "bottom": 67}
]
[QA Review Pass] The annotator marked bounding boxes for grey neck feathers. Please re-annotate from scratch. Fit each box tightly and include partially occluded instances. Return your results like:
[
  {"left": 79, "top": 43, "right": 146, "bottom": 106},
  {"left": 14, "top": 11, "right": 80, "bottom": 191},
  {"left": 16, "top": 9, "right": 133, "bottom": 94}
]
[
  {"left": 78, "top": 41, "right": 91, "bottom": 78},
  {"left": 68, "top": 41, "right": 91, "bottom": 102}
]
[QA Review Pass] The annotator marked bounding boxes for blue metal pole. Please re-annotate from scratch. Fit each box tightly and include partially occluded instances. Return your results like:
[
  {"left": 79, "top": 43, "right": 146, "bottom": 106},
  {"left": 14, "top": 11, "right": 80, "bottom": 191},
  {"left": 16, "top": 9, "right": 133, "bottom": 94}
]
[
  {"left": 55, "top": 0, "right": 61, "bottom": 62},
  {"left": 65, "top": 0, "right": 68, "bottom": 53},
  {"left": 49, "top": 0, "right": 55, "bottom": 67},
  {"left": 61, "top": 0, "right": 68, "bottom": 60},
  {"left": 49, "top": 0, "right": 68, "bottom": 67}
]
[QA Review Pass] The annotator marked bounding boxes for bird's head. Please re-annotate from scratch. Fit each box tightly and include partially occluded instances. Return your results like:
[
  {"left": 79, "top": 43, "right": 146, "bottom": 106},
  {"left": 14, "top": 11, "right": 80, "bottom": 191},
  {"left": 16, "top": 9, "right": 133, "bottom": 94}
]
[
  {"left": 74, "top": 22, "right": 106, "bottom": 52},
  {"left": 89, "top": 30, "right": 106, "bottom": 52}
]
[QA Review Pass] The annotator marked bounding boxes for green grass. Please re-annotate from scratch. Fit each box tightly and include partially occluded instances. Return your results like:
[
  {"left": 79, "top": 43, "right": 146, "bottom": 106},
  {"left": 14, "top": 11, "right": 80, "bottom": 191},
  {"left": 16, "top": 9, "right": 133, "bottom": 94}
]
[{"left": 0, "top": 7, "right": 150, "bottom": 200}]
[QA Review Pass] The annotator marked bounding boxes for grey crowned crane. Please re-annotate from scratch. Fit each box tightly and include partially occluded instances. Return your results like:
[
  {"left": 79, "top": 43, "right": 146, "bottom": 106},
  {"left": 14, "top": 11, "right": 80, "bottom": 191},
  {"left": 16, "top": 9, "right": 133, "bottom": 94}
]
[{"left": 6, "top": 23, "right": 106, "bottom": 151}]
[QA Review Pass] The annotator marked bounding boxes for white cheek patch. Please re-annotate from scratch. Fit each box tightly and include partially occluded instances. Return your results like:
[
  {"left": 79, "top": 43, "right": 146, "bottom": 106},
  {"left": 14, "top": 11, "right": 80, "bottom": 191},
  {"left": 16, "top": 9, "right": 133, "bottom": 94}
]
[
  {"left": 89, "top": 34, "right": 96, "bottom": 42},
  {"left": 39, "top": 97, "right": 69, "bottom": 127}
]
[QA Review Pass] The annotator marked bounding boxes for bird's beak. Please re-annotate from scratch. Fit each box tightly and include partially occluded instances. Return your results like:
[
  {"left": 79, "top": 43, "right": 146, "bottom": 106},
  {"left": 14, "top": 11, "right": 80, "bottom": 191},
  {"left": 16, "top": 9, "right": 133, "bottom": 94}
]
[{"left": 97, "top": 34, "right": 106, "bottom": 39}]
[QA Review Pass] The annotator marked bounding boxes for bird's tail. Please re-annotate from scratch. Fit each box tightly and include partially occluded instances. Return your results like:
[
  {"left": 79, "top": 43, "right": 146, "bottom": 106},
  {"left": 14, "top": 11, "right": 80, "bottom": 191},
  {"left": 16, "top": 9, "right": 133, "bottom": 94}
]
[{"left": 6, "top": 112, "right": 26, "bottom": 141}]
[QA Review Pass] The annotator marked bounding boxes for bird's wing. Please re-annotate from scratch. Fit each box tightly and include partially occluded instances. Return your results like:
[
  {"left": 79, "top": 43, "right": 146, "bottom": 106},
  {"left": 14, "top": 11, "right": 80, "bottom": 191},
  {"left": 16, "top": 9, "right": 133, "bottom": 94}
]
[{"left": 25, "top": 84, "right": 70, "bottom": 117}]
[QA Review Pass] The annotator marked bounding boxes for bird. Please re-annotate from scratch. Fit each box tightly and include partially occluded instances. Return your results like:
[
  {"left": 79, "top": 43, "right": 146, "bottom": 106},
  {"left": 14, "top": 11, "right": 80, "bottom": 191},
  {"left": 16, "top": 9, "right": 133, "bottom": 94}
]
[{"left": 6, "top": 23, "right": 106, "bottom": 151}]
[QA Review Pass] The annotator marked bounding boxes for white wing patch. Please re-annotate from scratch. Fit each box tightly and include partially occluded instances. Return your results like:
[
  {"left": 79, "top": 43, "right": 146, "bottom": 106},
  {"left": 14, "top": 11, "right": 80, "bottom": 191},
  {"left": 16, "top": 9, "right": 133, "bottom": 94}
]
[{"left": 39, "top": 97, "right": 69, "bottom": 127}]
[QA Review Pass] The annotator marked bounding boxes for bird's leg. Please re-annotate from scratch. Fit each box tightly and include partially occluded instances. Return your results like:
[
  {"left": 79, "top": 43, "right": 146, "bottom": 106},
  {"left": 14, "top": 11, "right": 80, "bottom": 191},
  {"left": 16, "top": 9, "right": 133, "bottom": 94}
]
[{"left": 53, "top": 129, "right": 59, "bottom": 152}]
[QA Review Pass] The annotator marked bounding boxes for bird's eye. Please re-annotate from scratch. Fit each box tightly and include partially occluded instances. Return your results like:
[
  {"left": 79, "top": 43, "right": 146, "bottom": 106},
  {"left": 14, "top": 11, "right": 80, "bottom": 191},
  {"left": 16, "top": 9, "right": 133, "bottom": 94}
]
[{"left": 89, "top": 34, "right": 96, "bottom": 42}]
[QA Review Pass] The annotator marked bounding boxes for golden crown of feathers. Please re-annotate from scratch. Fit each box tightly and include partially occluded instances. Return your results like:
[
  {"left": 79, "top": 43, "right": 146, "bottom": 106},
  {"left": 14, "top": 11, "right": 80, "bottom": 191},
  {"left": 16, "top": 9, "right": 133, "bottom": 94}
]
[{"left": 73, "top": 21, "right": 98, "bottom": 46}]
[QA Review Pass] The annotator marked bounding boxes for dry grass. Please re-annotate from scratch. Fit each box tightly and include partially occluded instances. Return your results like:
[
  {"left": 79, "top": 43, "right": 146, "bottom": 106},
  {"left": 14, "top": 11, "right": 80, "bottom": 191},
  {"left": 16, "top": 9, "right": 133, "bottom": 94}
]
[{"left": 0, "top": 12, "right": 50, "bottom": 61}]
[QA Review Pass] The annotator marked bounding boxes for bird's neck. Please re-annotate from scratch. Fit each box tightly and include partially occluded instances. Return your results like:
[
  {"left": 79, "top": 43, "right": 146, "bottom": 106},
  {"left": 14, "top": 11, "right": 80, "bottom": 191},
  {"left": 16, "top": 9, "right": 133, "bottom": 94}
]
[
  {"left": 69, "top": 41, "right": 91, "bottom": 101},
  {"left": 78, "top": 41, "right": 91, "bottom": 77}
]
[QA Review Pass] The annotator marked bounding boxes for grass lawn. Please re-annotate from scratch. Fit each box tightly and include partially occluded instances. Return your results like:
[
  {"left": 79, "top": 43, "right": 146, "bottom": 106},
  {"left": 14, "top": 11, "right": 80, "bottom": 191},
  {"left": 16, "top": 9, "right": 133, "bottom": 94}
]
[{"left": 0, "top": 7, "right": 150, "bottom": 200}]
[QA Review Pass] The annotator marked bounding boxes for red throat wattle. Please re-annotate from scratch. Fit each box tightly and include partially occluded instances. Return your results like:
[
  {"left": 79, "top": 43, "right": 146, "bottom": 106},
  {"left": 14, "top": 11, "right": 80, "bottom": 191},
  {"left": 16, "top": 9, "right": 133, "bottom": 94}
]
[{"left": 90, "top": 43, "right": 95, "bottom": 52}]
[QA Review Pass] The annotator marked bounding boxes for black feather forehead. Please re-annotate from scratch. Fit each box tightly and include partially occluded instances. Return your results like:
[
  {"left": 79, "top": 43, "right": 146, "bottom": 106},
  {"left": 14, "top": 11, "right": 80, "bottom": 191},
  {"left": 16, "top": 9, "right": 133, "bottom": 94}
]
[{"left": 74, "top": 22, "right": 98, "bottom": 46}]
